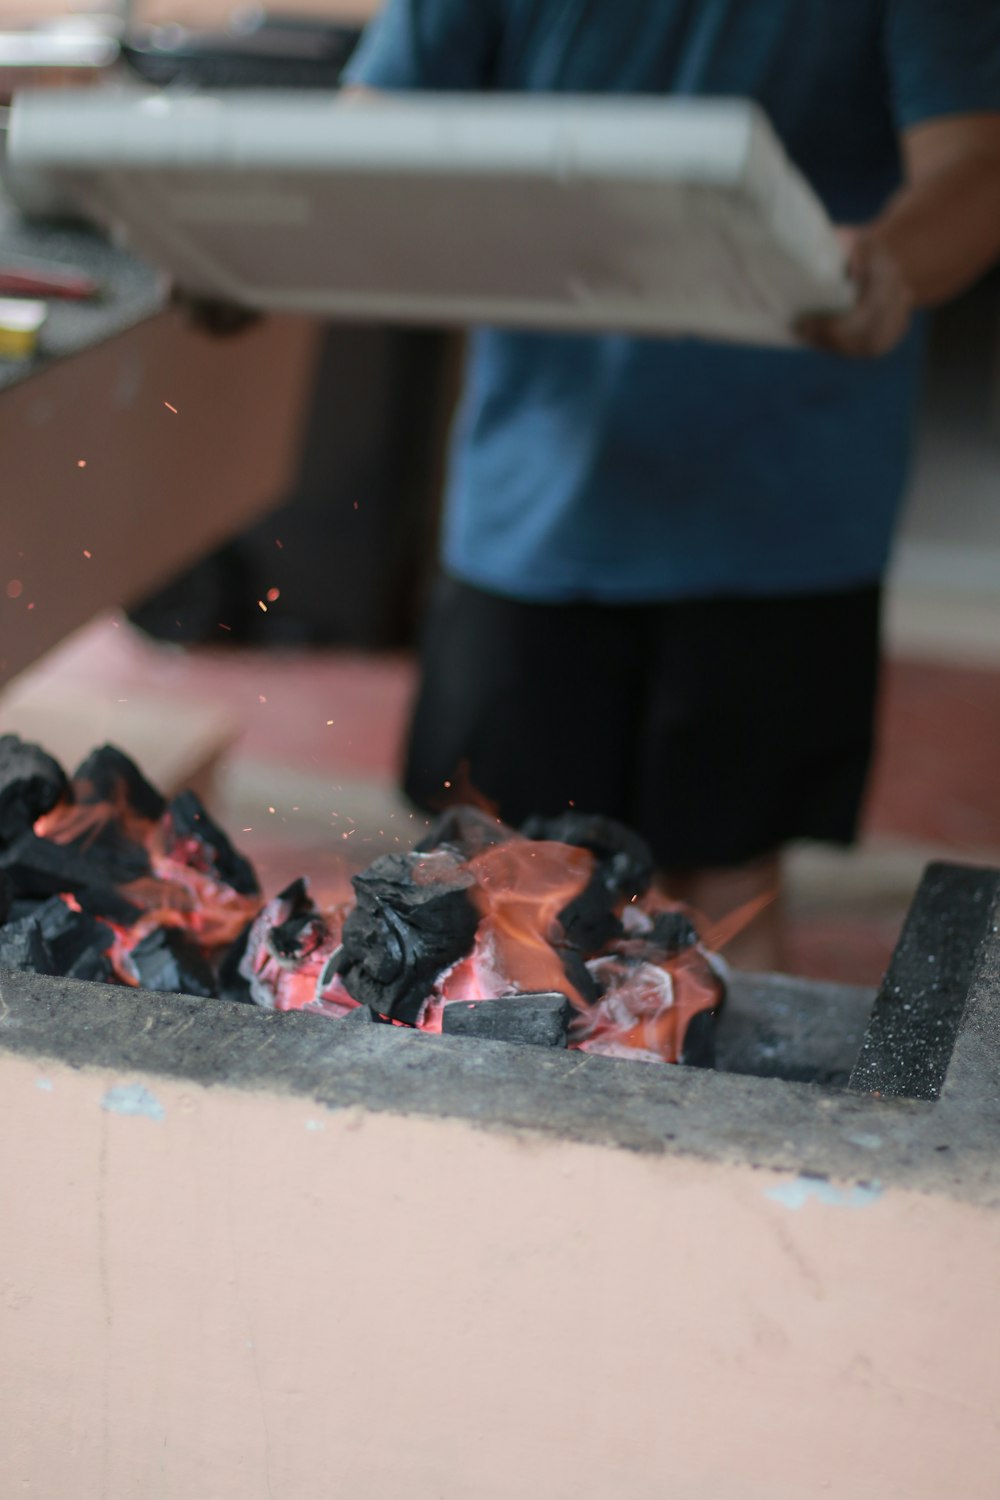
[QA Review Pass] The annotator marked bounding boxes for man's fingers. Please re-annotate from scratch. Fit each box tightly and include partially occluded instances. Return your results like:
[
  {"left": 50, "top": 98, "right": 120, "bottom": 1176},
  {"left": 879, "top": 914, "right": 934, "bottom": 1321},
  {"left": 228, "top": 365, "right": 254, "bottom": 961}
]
[{"left": 796, "top": 235, "right": 912, "bottom": 358}]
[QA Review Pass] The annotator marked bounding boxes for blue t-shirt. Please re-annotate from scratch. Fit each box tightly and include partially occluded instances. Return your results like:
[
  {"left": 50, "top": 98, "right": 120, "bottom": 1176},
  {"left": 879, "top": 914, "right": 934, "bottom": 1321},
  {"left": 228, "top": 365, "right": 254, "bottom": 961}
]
[{"left": 348, "top": 1, "right": 1000, "bottom": 602}]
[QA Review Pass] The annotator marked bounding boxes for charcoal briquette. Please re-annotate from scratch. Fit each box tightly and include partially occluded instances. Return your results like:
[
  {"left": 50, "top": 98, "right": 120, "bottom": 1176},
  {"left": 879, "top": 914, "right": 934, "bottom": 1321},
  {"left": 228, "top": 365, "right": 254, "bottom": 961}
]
[
  {"left": 167, "top": 790, "right": 260, "bottom": 896},
  {"left": 340, "top": 1003, "right": 388, "bottom": 1027},
  {"left": 32, "top": 895, "right": 113, "bottom": 974},
  {"left": 0, "top": 913, "right": 57, "bottom": 975},
  {"left": 442, "top": 992, "right": 574, "bottom": 1048},
  {"left": 337, "top": 851, "right": 479, "bottom": 1024},
  {"left": 679, "top": 1008, "right": 718, "bottom": 1069},
  {"left": 217, "top": 922, "right": 254, "bottom": 1004},
  {"left": 128, "top": 926, "right": 217, "bottom": 998},
  {"left": 649, "top": 911, "right": 699, "bottom": 956},
  {"left": 0, "top": 831, "right": 142, "bottom": 923},
  {"left": 0, "top": 734, "right": 68, "bottom": 849},
  {"left": 415, "top": 805, "right": 511, "bottom": 859},
  {"left": 72, "top": 744, "right": 166, "bottom": 821},
  {"left": 266, "top": 880, "right": 326, "bottom": 963},
  {"left": 66, "top": 949, "right": 116, "bottom": 984},
  {"left": 520, "top": 812, "right": 655, "bottom": 901}
]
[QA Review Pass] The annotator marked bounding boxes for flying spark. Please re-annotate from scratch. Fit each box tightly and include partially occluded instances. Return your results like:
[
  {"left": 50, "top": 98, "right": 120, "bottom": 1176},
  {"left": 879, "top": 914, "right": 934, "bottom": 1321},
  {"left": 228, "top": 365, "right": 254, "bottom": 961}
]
[
  {"left": 266, "top": 587, "right": 280, "bottom": 602},
  {"left": 83, "top": 550, "right": 92, "bottom": 559},
  {"left": 164, "top": 401, "right": 178, "bottom": 414},
  {"left": 6, "top": 580, "right": 23, "bottom": 599},
  {"left": 76, "top": 459, "right": 87, "bottom": 469},
  {"left": 258, "top": 600, "right": 267, "bottom": 613}
]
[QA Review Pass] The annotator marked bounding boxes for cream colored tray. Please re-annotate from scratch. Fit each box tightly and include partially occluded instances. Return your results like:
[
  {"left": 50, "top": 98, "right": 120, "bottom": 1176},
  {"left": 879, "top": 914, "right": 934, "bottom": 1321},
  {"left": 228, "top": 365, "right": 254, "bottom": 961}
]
[{"left": 7, "top": 89, "right": 853, "bottom": 345}]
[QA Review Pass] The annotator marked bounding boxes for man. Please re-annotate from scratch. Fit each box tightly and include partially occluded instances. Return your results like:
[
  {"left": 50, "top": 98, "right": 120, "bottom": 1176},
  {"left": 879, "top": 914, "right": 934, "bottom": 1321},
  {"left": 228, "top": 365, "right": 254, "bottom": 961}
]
[{"left": 345, "top": 1, "right": 1000, "bottom": 967}]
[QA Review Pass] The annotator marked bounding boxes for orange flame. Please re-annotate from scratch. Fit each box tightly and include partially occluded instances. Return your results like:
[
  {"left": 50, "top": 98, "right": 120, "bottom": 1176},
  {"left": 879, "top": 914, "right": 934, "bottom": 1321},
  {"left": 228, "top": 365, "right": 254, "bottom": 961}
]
[{"left": 466, "top": 839, "right": 594, "bottom": 1005}]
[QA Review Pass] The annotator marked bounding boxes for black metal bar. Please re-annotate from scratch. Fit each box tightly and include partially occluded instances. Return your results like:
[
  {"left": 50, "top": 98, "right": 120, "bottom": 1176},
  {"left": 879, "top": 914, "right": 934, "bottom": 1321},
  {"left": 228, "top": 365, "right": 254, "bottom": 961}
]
[{"left": 849, "top": 862, "right": 1000, "bottom": 1101}]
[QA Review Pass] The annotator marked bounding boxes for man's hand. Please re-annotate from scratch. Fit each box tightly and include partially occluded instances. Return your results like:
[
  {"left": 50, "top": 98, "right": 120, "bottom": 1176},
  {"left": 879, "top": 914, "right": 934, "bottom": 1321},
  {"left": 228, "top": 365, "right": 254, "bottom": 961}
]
[
  {"left": 797, "top": 228, "right": 913, "bottom": 359},
  {"left": 800, "top": 113, "right": 1000, "bottom": 359}
]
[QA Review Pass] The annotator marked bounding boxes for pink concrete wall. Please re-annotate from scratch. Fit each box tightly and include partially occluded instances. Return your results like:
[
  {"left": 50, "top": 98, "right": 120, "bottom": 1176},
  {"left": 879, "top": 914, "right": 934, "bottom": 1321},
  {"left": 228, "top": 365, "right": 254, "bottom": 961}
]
[{"left": 2, "top": 1051, "right": 998, "bottom": 1499}]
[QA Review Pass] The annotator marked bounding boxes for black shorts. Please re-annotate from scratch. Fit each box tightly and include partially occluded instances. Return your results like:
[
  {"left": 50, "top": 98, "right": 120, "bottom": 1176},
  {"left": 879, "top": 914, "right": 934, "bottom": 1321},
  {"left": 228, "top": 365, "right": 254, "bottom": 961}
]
[{"left": 402, "top": 577, "right": 882, "bottom": 871}]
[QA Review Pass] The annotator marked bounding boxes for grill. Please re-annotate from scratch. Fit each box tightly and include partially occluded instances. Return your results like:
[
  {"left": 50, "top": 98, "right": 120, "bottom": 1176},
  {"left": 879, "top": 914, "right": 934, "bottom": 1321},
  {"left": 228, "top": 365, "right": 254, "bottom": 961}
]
[{"left": 1, "top": 859, "right": 998, "bottom": 1497}]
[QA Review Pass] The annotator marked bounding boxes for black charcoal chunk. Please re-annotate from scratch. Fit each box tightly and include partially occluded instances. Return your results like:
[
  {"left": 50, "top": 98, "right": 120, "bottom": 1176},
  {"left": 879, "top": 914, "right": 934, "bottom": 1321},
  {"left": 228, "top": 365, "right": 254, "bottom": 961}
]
[
  {"left": 649, "top": 910, "right": 699, "bottom": 956},
  {"left": 266, "top": 879, "right": 326, "bottom": 962},
  {"left": 416, "top": 805, "right": 511, "bottom": 859},
  {"left": 520, "top": 812, "right": 655, "bottom": 901},
  {"left": 32, "top": 895, "right": 113, "bottom": 974},
  {"left": 129, "top": 927, "right": 217, "bottom": 998},
  {"left": 63, "top": 818, "right": 151, "bottom": 883},
  {"left": 0, "top": 831, "right": 142, "bottom": 923},
  {"left": 336, "top": 850, "right": 479, "bottom": 1025},
  {"left": 0, "top": 913, "right": 56, "bottom": 974},
  {"left": 167, "top": 790, "right": 260, "bottom": 896},
  {"left": 218, "top": 922, "right": 254, "bottom": 1004},
  {"left": 556, "top": 881, "right": 623, "bottom": 955},
  {"left": 0, "top": 734, "right": 68, "bottom": 849},
  {"left": 66, "top": 949, "right": 115, "bottom": 984},
  {"left": 553, "top": 943, "right": 604, "bottom": 1005},
  {"left": 521, "top": 812, "right": 655, "bottom": 957},
  {"left": 442, "top": 992, "right": 574, "bottom": 1048},
  {"left": 341, "top": 1003, "right": 389, "bottom": 1027},
  {"left": 679, "top": 1008, "right": 717, "bottom": 1069},
  {"left": 72, "top": 744, "right": 166, "bottom": 821}
]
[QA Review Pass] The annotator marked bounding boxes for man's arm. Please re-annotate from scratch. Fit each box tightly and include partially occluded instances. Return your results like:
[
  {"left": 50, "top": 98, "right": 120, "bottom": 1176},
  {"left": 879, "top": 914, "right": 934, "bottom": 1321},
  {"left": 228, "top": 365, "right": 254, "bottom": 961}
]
[{"left": 801, "top": 112, "right": 1000, "bottom": 358}]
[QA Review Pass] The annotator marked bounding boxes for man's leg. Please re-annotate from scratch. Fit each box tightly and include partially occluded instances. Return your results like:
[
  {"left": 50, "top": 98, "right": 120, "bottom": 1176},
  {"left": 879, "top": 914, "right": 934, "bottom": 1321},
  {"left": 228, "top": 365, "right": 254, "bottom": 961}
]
[
  {"left": 403, "top": 577, "right": 645, "bottom": 826},
  {"left": 638, "top": 588, "right": 883, "bottom": 976}
]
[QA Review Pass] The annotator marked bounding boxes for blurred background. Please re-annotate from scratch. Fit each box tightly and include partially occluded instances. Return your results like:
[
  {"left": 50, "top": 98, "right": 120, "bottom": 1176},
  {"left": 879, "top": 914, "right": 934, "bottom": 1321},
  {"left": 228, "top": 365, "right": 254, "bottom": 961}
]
[{"left": 1, "top": 0, "right": 998, "bottom": 984}]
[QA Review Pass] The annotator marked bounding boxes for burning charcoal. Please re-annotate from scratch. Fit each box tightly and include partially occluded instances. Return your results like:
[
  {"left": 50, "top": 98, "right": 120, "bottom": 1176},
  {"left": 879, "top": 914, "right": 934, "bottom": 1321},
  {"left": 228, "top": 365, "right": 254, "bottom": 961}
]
[
  {"left": 415, "top": 805, "right": 512, "bottom": 859},
  {"left": 649, "top": 910, "right": 699, "bottom": 956},
  {"left": 679, "top": 1008, "right": 718, "bottom": 1069},
  {"left": 63, "top": 819, "right": 151, "bottom": 883},
  {"left": 336, "top": 851, "right": 479, "bottom": 1025},
  {"left": 0, "top": 831, "right": 142, "bottom": 923},
  {"left": 442, "top": 992, "right": 574, "bottom": 1048},
  {"left": 32, "top": 896, "right": 113, "bottom": 975},
  {"left": 520, "top": 813, "right": 655, "bottom": 901},
  {"left": 0, "top": 912, "right": 57, "bottom": 974},
  {"left": 218, "top": 922, "right": 254, "bottom": 1004},
  {"left": 0, "top": 734, "right": 68, "bottom": 849},
  {"left": 552, "top": 942, "right": 604, "bottom": 1005},
  {"left": 166, "top": 790, "right": 260, "bottom": 896},
  {"left": 520, "top": 812, "right": 655, "bottom": 956},
  {"left": 555, "top": 882, "right": 623, "bottom": 955},
  {"left": 240, "top": 880, "right": 346, "bottom": 1013},
  {"left": 128, "top": 926, "right": 217, "bottom": 998},
  {"left": 72, "top": 744, "right": 166, "bottom": 822},
  {"left": 266, "top": 878, "right": 326, "bottom": 962}
]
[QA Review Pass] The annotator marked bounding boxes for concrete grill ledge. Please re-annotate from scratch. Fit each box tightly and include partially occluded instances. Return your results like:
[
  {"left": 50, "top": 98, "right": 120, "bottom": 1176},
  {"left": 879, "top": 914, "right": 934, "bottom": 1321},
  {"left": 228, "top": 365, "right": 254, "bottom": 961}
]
[{"left": 2, "top": 861, "right": 1000, "bottom": 1498}]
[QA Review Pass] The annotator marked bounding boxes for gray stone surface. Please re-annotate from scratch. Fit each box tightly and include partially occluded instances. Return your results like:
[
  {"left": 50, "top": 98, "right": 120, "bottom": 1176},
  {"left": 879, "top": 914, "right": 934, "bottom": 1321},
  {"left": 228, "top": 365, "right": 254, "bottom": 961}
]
[
  {"left": 1, "top": 939, "right": 999, "bottom": 1207},
  {"left": 718, "top": 972, "right": 875, "bottom": 1086},
  {"left": 0, "top": 189, "right": 162, "bottom": 391}
]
